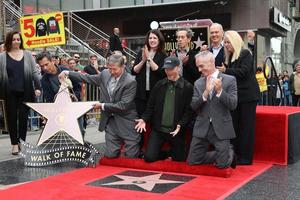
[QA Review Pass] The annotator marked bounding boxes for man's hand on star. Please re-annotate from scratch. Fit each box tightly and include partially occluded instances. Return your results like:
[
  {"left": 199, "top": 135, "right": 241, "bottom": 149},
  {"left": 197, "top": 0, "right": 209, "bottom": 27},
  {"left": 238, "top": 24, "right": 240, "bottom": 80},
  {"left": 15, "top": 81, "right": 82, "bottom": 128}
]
[
  {"left": 93, "top": 103, "right": 102, "bottom": 110},
  {"left": 58, "top": 70, "right": 69, "bottom": 82}
]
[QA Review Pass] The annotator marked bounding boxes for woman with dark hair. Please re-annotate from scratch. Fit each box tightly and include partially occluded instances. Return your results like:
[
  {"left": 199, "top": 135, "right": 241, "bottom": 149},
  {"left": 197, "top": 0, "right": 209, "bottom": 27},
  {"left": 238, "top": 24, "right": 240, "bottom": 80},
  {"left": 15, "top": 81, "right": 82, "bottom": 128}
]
[
  {"left": 132, "top": 29, "right": 167, "bottom": 117},
  {"left": 219, "top": 30, "right": 259, "bottom": 165},
  {"left": 0, "top": 31, "right": 41, "bottom": 155}
]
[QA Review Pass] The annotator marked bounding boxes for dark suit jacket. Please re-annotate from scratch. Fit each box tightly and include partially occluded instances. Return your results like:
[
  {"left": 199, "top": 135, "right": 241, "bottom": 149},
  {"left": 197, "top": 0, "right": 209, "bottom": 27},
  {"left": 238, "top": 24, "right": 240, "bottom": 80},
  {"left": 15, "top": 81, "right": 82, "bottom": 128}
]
[
  {"left": 175, "top": 49, "right": 200, "bottom": 85},
  {"left": 109, "top": 34, "right": 123, "bottom": 52},
  {"left": 209, "top": 46, "right": 224, "bottom": 67},
  {"left": 84, "top": 65, "right": 99, "bottom": 75},
  {"left": 41, "top": 66, "right": 82, "bottom": 102},
  {"left": 69, "top": 70, "right": 138, "bottom": 139},
  {"left": 132, "top": 50, "right": 167, "bottom": 101},
  {"left": 142, "top": 77, "right": 194, "bottom": 132},
  {"left": 225, "top": 49, "right": 259, "bottom": 103},
  {"left": 191, "top": 72, "right": 237, "bottom": 140}
]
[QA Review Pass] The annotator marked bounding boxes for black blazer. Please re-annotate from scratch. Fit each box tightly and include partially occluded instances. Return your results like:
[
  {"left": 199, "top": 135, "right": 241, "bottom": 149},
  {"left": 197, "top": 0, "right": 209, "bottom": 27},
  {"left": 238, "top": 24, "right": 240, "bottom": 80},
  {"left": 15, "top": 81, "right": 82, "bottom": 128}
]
[
  {"left": 109, "top": 34, "right": 123, "bottom": 52},
  {"left": 142, "top": 77, "right": 193, "bottom": 132},
  {"left": 209, "top": 46, "right": 225, "bottom": 67},
  {"left": 175, "top": 49, "right": 200, "bottom": 85},
  {"left": 132, "top": 50, "right": 167, "bottom": 101},
  {"left": 41, "top": 66, "right": 82, "bottom": 102},
  {"left": 225, "top": 49, "right": 259, "bottom": 103}
]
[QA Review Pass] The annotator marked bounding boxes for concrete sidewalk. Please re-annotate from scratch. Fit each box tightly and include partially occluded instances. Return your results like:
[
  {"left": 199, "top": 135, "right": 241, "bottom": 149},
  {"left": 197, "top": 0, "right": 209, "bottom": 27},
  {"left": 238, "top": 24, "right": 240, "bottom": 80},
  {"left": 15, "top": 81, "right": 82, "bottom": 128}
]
[{"left": 0, "top": 125, "right": 105, "bottom": 162}]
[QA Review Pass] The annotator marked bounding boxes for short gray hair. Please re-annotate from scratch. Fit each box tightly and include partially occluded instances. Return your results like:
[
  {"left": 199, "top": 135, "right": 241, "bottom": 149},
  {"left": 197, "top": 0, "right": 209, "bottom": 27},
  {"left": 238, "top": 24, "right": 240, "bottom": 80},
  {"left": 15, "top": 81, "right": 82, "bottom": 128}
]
[
  {"left": 176, "top": 28, "right": 194, "bottom": 39},
  {"left": 210, "top": 23, "right": 224, "bottom": 32},
  {"left": 195, "top": 50, "right": 215, "bottom": 62},
  {"left": 107, "top": 53, "right": 124, "bottom": 66}
]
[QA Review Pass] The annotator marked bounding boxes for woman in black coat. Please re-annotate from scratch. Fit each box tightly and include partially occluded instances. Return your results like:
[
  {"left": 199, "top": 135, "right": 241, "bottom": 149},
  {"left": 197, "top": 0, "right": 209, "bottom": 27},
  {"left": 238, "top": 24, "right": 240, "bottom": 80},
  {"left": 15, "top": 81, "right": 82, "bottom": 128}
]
[
  {"left": 132, "top": 29, "right": 167, "bottom": 117},
  {"left": 219, "top": 30, "right": 259, "bottom": 165}
]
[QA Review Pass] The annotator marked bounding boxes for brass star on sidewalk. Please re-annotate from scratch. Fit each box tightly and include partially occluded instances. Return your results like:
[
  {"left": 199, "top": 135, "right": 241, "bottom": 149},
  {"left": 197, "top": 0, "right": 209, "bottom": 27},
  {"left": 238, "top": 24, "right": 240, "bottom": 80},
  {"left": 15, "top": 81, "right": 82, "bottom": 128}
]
[
  {"left": 26, "top": 85, "right": 98, "bottom": 146},
  {"left": 102, "top": 173, "right": 184, "bottom": 191}
]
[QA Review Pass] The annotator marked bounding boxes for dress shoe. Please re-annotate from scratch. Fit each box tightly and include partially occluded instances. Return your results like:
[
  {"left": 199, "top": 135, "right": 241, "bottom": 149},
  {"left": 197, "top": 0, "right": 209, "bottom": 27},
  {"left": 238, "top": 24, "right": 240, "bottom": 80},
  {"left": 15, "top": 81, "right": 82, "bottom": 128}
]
[
  {"left": 230, "top": 153, "right": 237, "bottom": 169},
  {"left": 237, "top": 160, "right": 252, "bottom": 165}
]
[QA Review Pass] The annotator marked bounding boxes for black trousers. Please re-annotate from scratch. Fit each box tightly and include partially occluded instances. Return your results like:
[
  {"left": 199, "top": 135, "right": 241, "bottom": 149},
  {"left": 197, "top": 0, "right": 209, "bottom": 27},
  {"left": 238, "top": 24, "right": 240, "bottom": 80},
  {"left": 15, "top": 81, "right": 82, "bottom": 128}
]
[
  {"left": 292, "top": 94, "right": 300, "bottom": 106},
  {"left": 231, "top": 101, "right": 257, "bottom": 164},
  {"left": 6, "top": 91, "right": 29, "bottom": 145},
  {"left": 144, "top": 129, "right": 186, "bottom": 162}
]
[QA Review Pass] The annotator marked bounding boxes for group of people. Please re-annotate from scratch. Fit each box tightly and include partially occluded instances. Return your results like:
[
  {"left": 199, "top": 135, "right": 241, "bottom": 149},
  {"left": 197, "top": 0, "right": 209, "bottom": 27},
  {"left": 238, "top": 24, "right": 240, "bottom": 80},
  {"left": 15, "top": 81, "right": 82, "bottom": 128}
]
[
  {"left": 0, "top": 22, "right": 260, "bottom": 169},
  {"left": 256, "top": 62, "right": 300, "bottom": 106}
]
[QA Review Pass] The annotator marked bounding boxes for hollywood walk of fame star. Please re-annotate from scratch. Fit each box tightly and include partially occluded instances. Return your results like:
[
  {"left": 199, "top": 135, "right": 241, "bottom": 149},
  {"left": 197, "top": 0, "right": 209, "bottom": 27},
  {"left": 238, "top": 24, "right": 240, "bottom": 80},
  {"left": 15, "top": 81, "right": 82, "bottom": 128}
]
[
  {"left": 193, "top": 36, "right": 205, "bottom": 49},
  {"left": 26, "top": 85, "right": 98, "bottom": 146},
  {"left": 102, "top": 173, "right": 184, "bottom": 191}
]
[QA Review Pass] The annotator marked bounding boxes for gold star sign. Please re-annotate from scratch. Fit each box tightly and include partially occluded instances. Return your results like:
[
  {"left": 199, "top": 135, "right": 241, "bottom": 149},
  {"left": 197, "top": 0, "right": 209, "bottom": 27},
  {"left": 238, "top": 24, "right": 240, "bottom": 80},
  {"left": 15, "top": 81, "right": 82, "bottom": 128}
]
[{"left": 26, "top": 85, "right": 98, "bottom": 146}]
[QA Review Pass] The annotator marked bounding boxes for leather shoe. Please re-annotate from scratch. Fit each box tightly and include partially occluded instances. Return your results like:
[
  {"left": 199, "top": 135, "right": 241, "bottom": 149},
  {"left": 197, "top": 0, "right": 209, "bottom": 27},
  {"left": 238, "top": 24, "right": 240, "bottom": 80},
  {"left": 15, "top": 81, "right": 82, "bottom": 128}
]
[{"left": 230, "top": 153, "right": 237, "bottom": 169}]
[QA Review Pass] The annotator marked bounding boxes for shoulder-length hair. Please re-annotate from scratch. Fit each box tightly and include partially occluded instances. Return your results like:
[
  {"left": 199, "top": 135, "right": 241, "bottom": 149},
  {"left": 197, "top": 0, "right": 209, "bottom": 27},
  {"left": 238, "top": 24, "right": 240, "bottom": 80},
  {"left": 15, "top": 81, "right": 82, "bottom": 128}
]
[
  {"left": 224, "top": 30, "right": 245, "bottom": 64},
  {"left": 144, "top": 29, "right": 165, "bottom": 53},
  {"left": 4, "top": 31, "right": 24, "bottom": 52}
]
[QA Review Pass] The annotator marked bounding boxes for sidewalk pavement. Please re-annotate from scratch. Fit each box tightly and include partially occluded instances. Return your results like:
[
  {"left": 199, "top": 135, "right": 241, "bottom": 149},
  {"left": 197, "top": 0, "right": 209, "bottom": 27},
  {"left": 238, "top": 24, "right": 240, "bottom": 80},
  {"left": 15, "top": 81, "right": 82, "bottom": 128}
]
[{"left": 0, "top": 125, "right": 105, "bottom": 162}]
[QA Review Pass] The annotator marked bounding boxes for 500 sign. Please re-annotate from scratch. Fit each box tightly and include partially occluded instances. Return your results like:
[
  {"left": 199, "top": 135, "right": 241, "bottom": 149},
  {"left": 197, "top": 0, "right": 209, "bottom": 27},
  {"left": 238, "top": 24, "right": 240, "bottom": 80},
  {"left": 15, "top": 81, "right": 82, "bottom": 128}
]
[{"left": 20, "top": 12, "right": 65, "bottom": 49}]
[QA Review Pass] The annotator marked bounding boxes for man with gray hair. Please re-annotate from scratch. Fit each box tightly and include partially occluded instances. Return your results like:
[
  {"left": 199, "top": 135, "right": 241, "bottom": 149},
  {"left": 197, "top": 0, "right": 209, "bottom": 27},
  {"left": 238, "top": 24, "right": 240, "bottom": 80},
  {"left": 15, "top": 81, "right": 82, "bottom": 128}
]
[
  {"left": 201, "top": 23, "right": 225, "bottom": 68},
  {"left": 172, "top": 28, "right": 200, "bottom": 85},
  {"left": 59, "top": 54, "right": 141, "bottom": 158},
  {"left": 187, "top": 51, "right": 237, "bottom": 169}
]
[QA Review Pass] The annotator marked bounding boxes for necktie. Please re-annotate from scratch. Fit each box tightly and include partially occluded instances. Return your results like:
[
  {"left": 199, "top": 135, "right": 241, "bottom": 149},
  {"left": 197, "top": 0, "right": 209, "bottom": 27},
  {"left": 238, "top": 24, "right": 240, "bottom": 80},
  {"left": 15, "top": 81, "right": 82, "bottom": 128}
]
[
  {"left": 109, "top": 77, "right": 117, "bottom": 97},
  {"left": 208, "top": 77, "right": 215, "bottom": 99}
]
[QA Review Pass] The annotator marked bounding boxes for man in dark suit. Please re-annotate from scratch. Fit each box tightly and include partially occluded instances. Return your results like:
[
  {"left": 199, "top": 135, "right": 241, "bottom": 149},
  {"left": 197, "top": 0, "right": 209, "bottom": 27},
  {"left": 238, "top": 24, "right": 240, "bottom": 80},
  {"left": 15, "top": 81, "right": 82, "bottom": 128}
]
[
  {"left": 135, "top": 56, "right": 193, "bottom": 162},
  {"left": 201, "top": 23, "right": 225, "bottom": 67},
  {"left": 36, "top": 52, "right": 82, "bottom": 103},
  {"left": 59, "top": 54, "right": 140, "bottom": 158},
  {"left": 187, "top": 51, "right": 237, "bottom": 169},
  {"left": 172, "top": 28, "right": 200, "bottom": 85},
  {"left": 208, "top": 23, "right": 225, "bottom": 68},
  {"left": 109, "top": 27, "right": 123, "bottom": 55}
]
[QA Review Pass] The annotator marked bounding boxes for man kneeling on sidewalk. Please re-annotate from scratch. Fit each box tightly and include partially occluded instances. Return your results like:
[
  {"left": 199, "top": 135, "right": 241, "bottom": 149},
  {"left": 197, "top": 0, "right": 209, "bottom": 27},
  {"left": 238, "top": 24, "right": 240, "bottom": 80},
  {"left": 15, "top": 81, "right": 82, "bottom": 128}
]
[
  {"left": 135, "top": 56, "right": 193, "bottom": 162},
  {"left": 187, "top": 51, "right": 237, "bottom": 169}
]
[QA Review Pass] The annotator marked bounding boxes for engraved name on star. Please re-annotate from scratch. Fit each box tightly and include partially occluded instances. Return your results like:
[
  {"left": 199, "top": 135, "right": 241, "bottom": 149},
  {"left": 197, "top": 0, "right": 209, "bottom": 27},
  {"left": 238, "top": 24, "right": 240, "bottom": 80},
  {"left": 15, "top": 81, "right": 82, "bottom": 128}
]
[
  {"left": 26, "top": 85, "right": 98, "bottom": 146},
  {"left": 102, "top": 173, "right": 184, "bottom": 191}
]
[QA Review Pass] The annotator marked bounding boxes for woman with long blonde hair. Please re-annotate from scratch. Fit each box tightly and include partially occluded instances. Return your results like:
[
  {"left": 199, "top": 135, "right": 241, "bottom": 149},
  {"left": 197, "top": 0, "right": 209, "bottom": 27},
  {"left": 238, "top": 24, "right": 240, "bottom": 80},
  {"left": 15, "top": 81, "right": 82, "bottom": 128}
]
[{"left": 219, "top": 30, "right": 259, "bottom": 165}]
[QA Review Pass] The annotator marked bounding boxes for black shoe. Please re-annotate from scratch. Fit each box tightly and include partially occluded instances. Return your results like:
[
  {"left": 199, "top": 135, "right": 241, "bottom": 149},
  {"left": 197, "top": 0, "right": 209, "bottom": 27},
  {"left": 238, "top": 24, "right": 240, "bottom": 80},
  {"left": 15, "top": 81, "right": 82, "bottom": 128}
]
[
  {"left": 237, "top": 159, "right": 252, "bottom": 165},
  {"left": 138, "top": 151, "right": 144, "bottom": 159},
  {"left": 231, "top": 153, "right": 237, "bottom": 169}
]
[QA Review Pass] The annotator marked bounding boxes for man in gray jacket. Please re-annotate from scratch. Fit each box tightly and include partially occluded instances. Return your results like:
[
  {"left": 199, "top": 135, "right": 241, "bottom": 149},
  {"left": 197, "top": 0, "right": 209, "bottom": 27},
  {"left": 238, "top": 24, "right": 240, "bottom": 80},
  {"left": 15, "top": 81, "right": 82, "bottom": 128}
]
[
  {"left": 59, "top": 54, "right": 140, "bottom": 158},
  {"left": 187, "top": 51, "right": 237, "bottom": 169}
]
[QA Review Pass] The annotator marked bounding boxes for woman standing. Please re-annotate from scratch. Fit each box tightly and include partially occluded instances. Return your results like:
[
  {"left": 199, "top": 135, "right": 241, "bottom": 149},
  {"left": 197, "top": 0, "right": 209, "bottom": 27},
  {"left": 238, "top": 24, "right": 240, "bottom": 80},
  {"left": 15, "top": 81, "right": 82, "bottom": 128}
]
[
  {"left": 289, "top": 60, "right": 300, "bottom": 106},
  {"left": 219, "top": 30, "right": 259, "bottom": 165},
  {"left": 0, "top": 31, "right": 41, "bottom": 155},
  {"left": 132, "top": 29, "right": 167, "bottom": 117}
]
